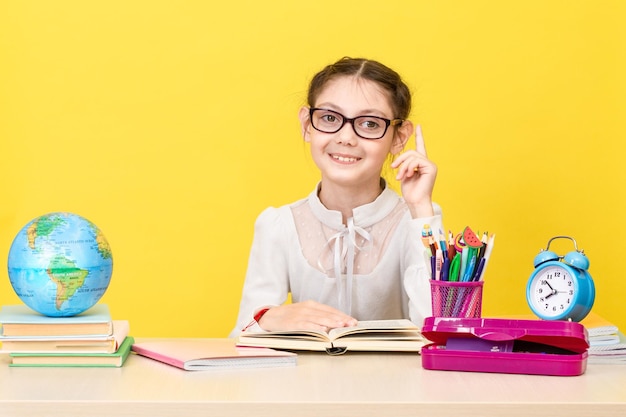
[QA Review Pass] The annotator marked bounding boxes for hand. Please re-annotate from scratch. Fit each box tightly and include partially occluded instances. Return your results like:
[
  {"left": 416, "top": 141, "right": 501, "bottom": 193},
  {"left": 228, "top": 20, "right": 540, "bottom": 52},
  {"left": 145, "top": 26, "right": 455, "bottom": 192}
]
[
  {"left": 390, "top": 125, "right": 437, "bottom": 218},
  {"left": 544, "top": 281, "right": 559, "bottom": 298},
  {"left": 257, "top": 300, "right": 358, "bottom": 332}
]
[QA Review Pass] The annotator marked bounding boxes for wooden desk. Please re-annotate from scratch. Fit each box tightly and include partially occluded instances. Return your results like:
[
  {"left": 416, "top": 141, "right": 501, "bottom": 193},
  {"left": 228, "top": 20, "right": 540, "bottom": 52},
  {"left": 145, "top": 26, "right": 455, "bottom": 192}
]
[{"left": 1, "top": 338, "right": 625, "bottom": 417}]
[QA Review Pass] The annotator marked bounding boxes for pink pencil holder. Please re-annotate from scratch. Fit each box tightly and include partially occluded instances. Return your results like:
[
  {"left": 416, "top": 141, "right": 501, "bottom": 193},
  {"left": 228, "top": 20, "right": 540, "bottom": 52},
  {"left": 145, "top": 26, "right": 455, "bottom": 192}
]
[{"left": 430, "top": 280, "right": 484, "bottom": 318}]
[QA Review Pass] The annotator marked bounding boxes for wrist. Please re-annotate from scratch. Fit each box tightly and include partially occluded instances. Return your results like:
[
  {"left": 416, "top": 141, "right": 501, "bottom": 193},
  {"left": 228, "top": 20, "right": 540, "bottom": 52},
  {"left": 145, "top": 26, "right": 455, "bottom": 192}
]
[
  {"left": 407, "top": 201, "right": 434, "bottom": 219},
  {"left": 254, "top": 307, "right": 271, "bottom": 324}
]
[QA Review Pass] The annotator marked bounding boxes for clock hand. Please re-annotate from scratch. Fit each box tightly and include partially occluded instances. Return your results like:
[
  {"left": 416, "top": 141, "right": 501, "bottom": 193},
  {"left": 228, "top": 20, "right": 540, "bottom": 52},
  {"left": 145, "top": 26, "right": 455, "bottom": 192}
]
[{"left": 542, "top": 281, "right": 558, "bottom": 299}]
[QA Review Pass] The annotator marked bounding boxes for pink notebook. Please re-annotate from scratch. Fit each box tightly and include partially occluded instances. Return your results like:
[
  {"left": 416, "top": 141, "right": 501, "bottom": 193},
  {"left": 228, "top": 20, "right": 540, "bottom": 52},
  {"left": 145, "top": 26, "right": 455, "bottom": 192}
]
[{"left": 131, "top": 338, "right": 297, "bottom": 370}]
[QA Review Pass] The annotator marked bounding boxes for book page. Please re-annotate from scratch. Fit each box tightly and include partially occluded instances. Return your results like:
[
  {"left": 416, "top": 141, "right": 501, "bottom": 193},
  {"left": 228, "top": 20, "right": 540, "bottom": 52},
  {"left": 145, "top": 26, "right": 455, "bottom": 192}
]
[
  {"left": 240, "top": 328, "right": 331, "bottom": 342},
  {"left": 327, "top": 319, "right": 419, "bottom": 341}
]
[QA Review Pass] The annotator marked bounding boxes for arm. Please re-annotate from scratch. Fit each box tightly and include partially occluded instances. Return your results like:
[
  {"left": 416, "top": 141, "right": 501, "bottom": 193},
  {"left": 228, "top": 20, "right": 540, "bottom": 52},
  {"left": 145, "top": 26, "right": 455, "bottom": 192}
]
[
  {"left": 229, "top": 207, "right": 356, "bottom": 337},
  {"left": 229, "top": 207, "right": 291, "bottom": 337},
  {"left": 392, "top": 124, "right": 441, "bottom": 325},
  {"left": 391, "top": 125, "right": 437, "bottom": 219},
  {"left": 401, "top": 208, "right": 443, "bottom": 326}
]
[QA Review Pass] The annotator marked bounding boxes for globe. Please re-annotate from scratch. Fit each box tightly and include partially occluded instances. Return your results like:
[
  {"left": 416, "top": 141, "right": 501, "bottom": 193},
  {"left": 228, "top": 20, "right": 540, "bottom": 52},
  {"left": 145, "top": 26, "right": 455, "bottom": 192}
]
[{"left": 7, "top": 212, "right": 113, "bottom": 317}]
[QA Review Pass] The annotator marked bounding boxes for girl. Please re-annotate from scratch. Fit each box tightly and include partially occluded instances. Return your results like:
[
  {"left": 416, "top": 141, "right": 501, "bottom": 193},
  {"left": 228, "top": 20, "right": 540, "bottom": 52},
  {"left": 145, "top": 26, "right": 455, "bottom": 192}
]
[{"left": 230, "top": 57, "right": 442, "bottom": 336}]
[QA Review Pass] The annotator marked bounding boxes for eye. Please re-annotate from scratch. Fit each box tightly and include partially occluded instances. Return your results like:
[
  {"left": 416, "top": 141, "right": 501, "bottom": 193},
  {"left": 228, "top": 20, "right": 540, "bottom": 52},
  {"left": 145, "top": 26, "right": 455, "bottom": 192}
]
[
  {"left": 321, "top": 114, "right": 339, "bottom": 124},
  {"left": 357, "top": 117, "right": 384, "bottom": 131}
]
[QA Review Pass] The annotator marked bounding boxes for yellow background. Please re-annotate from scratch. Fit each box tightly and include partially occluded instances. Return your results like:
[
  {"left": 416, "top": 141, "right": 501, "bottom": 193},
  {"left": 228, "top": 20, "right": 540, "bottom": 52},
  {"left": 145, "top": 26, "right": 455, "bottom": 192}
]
[{"left": 1, "top": 1, "right": 624, "bottom": 336}]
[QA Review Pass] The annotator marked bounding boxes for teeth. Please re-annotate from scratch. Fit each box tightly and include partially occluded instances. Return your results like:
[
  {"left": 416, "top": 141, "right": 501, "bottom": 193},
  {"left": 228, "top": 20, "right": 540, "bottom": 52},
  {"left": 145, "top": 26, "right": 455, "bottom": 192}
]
[{"left": 332, "top": 155, "right": 358, "bottom": 162}]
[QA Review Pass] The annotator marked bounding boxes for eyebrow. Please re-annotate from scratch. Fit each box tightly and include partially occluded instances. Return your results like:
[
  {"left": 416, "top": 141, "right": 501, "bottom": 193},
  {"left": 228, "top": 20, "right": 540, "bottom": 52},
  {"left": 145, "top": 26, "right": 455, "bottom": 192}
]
[{"left": 314, "top": 103, "right": 392, "bottom": 119}]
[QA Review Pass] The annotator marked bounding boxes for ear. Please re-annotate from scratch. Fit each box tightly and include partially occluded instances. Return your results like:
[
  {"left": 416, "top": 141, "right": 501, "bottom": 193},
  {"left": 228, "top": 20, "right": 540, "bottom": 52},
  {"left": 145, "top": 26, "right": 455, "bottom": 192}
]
[
  {"left": 298, "top": 107, "right": 312, "bottom": 143},
  {"left": 390, "top": 119, "right": 414, "bottom": 155}
]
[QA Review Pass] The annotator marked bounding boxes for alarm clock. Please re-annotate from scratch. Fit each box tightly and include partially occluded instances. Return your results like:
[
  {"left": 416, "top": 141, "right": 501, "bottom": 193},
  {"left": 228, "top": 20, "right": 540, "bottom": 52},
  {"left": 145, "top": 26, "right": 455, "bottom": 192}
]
[{"left": 526, "top": 236, "right": 595, "bottom": 322}]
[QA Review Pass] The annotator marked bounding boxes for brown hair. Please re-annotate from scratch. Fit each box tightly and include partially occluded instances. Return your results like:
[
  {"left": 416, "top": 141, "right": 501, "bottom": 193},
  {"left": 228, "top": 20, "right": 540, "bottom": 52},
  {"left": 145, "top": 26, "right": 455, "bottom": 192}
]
[{"left": 307, "top": 57, "right": 412, "bottom": 120}]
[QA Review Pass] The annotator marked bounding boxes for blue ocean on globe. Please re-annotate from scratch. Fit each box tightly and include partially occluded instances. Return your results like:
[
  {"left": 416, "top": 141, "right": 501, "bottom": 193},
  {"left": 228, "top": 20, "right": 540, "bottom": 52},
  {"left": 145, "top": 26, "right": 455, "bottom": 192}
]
[{"left": 7, "top": 212, "right": 113, "bottom": 317}]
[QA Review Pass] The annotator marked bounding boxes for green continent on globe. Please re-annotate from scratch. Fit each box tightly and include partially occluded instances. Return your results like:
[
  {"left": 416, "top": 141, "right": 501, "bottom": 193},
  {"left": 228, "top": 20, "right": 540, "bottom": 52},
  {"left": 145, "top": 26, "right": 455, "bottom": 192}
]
[
  {"left": 95, "top": 229, "right": 112, "bottom": 259},
  {"left": 46, "top": 254, "right": 89, "bottom": 310},
  {"left": 27, "top": 215, "right": 66, "bottom": 250}
]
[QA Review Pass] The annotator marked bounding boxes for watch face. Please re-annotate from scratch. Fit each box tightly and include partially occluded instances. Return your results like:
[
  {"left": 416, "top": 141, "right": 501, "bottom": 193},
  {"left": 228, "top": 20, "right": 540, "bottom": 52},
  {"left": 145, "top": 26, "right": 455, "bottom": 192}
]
[{"left": 528, "top": 264, "right": 575, "bottom": 318}]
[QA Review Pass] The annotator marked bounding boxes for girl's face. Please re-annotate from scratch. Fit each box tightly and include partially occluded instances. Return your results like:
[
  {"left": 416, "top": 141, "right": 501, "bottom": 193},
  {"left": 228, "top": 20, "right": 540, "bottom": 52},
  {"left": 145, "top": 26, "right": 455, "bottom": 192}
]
[{"left": 299, "top": 76, "right": 410, "bottom": 190}]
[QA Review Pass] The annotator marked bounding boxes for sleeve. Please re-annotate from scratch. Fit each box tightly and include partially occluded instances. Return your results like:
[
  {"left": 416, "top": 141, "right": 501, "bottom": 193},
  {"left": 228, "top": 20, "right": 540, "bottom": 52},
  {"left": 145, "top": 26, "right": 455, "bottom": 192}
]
[
  {"left": 228, "top": 207, "right": 292, "bottom": 337},
  {"left": 401, "top": 203, "right": 444, "bottom": 328}
]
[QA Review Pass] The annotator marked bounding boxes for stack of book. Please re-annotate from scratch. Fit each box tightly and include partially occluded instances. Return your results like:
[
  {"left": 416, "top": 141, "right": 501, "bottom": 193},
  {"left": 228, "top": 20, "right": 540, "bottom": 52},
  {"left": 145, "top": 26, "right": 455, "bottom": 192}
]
[
  {"left": 582, "top": 313, "right": 626, "bottom": 364},
  {"left": 0, "top": 304, "right": 133, "bottom": 367}
]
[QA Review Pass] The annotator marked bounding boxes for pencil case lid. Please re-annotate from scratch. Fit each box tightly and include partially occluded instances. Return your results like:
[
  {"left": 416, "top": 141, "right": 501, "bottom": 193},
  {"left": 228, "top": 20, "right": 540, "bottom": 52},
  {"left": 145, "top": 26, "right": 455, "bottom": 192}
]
[{"left": 422, "top": 316, "right": 589, "bottom": 353}]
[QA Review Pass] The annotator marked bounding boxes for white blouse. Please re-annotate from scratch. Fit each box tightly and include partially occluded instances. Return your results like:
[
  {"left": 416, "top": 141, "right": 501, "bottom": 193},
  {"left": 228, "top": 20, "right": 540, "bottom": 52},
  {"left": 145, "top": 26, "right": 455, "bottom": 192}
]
[{"left": 230, "top": 182, "right": 443, "bottom": 337}]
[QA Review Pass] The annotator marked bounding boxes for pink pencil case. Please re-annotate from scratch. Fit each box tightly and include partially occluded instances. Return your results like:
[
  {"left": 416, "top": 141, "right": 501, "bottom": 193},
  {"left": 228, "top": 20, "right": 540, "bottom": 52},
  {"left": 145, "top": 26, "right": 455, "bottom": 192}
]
[{"left": 421, "top": 317, "right": 589, "bottom": 376}]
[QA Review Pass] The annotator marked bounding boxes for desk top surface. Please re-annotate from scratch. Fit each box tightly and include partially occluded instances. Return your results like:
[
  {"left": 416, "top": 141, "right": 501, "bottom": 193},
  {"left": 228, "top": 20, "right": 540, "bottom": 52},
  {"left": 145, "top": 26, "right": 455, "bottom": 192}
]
[{"left": 1, "top": 338, "right": 625, "bottom": 417}]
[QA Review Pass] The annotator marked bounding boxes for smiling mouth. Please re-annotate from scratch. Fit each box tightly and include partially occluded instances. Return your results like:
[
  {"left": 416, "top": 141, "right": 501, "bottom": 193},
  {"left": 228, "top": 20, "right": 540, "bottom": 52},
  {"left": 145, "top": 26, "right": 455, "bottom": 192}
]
[{"left": 330, "top": 154, "right": 360, "bottom": 163}]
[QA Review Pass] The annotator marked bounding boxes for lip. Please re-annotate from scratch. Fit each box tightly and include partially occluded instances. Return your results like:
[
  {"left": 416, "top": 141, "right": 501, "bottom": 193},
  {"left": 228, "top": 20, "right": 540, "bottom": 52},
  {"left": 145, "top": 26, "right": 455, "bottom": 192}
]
[{"left": 329, "top": 153, "right": 361, "bottom": 164}]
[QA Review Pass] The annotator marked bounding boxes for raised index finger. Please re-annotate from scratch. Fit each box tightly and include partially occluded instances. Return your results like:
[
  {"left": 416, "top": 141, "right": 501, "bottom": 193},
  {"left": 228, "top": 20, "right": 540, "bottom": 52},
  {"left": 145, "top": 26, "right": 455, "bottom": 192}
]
[{"left": 415, "top": 125, "right": 428, "bottom": 156}]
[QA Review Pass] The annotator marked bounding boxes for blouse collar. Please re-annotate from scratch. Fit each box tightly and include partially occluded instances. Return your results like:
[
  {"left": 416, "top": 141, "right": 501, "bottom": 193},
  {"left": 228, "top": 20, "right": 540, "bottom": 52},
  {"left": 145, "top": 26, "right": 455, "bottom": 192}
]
[{"left": 307, "top": 179, "right": 400, "bottom": 230}]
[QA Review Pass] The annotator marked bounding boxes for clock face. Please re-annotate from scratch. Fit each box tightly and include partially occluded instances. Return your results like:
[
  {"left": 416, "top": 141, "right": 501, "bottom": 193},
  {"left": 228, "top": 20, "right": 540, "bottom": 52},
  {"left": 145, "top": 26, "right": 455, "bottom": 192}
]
[{"left": 528, "top": 264, "right": 576, "bottom": 319}]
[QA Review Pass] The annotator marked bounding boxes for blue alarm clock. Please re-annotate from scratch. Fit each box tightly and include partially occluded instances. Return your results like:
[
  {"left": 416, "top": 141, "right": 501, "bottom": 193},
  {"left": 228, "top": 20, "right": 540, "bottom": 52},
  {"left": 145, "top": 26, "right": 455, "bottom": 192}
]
[{"left": 526, "top": 236, "right": 595, "bottom": 322}]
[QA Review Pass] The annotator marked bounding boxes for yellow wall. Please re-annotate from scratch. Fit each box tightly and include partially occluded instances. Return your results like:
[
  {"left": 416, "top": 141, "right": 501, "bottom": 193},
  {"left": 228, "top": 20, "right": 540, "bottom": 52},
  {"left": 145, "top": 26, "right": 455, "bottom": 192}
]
[{"left": 1, "top": 1, "right": 625, "bottom": 336}]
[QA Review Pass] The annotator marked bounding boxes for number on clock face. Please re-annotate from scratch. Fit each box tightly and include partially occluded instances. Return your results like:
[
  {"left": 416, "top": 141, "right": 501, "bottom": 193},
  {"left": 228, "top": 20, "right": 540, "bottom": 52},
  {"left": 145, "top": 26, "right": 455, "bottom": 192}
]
[{"left": 529, "top": 265, "right": 574, "bottom": 317}]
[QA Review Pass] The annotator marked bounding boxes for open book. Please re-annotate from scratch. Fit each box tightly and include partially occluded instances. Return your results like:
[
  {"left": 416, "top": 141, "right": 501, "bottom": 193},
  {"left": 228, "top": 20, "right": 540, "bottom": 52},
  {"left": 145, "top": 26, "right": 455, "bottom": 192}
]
[{"left": 237, "top": 319, "right": 425, "bottom": 355}]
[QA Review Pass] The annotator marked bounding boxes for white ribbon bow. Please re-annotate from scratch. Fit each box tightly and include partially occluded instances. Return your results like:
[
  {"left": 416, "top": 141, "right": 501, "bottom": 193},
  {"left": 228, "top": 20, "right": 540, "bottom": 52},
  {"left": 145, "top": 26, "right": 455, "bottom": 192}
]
[{"left": 320, "top": 217, "right": 372, "bottom": 314}]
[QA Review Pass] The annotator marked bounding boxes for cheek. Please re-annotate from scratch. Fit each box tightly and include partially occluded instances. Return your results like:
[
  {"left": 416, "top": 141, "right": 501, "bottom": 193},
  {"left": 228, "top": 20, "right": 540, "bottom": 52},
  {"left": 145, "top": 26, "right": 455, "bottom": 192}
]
[
  {"left": 365, "top": 140, "right": 393, "bottom": 160},
  {"left": 307, "top": 136, "right": 331, "bottom": 158},
  {"left": 308, "top": 131, "right": 332, "bottom": 147}
]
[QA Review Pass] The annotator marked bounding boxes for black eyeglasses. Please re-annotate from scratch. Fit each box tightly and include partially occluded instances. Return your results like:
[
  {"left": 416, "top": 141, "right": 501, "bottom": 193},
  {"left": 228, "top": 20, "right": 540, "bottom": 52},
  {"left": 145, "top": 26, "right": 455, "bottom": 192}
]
[{"left": 309, "top": 108, "right": 403, "bottom": 140}]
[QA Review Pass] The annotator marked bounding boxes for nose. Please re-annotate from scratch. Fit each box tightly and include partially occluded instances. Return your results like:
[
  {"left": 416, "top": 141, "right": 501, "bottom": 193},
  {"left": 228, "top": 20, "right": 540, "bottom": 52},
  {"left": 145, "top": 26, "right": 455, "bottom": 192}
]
[{"left": 336, "top": 121, "right": 359, "bottom": 145}]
